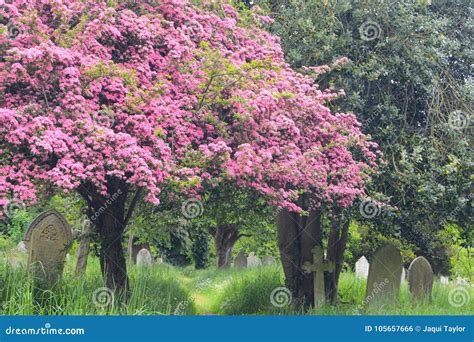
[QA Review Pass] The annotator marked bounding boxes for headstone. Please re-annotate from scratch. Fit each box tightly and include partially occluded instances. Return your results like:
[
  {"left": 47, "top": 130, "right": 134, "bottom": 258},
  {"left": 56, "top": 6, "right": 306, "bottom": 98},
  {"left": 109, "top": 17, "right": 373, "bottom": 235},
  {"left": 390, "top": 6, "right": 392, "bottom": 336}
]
[
  {"left": 75, "top": 219, "right": 92, "bottom": 276},
  {"left": 234, "top": 251, "right": 247, "bottom": 268},
  {"left": 401, "top": 267, "right": 407, "bottom": 282},
  {"left": 247, "top": 252, "right": 261, "bottom": 268},
  {"left": 17, "top": 241, "right": 27, "bottom": 253},
  {"left": 408, "top": 256, "right": 434, "bottom": 301},
  {"left": 355, "top": 256, "right": 369, "bottom": 279},
  {"left": 136, "top": 248, "right": 152, "bottom": 267},
  {"left": 440, "top": 275, "right": 449, "bottom": 285},
  {"left": 128, "top": 235, "right": 150, "bottom": 264},
  {"left": 365, "top": 243, "right": 403, "bottom": 306},
  {"left": 262, "top": 256, "right": 276, "bottom": 266},
  {"left": 24, "top": 209, "right": 72, "bottom": 286},
  {"left": 303, "top": 245, "right": 334, "bottom": 308},
  {"left": 156, "top": 257, "right": 163, "bottom": 264},
  {"left": 454, "top": 277, "right": 468, "bottom": 286}
]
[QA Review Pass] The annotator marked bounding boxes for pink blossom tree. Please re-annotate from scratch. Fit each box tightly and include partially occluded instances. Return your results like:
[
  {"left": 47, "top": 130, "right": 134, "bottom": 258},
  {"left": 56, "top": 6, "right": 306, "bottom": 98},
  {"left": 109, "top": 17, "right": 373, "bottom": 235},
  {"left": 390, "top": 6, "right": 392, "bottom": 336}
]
[{"left": 1, "top": 0, "right": 378, "bottom": 296}]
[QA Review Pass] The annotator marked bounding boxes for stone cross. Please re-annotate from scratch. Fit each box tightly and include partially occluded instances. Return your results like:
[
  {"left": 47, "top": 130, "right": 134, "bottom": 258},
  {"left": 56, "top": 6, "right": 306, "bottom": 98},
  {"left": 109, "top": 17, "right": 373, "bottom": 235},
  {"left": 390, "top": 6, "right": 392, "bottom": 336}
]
[
  {"left": 24, "top": 209, "right": 72, "bottom": 286},
  {"left": 75, "top": 219, "right": 92, "bottom": 276},
  {"left": 137, "top": 248, "right": 153, "bottom": 267},
  {"left": 302, "top": 245, "right": 334, "bottom": 308},
  {"left": 355, "top": 256, "right": 369, "bottom": 279},
  {"left": 407, "top": 256, "right": 433, "bottom": 302}
]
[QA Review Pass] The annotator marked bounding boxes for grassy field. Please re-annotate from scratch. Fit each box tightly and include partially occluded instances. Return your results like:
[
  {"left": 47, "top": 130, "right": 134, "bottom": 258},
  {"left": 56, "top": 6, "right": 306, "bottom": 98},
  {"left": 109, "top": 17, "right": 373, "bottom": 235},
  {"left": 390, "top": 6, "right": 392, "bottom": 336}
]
[{"left": 0, "top": 250, "right": 472, "bottom": 316}]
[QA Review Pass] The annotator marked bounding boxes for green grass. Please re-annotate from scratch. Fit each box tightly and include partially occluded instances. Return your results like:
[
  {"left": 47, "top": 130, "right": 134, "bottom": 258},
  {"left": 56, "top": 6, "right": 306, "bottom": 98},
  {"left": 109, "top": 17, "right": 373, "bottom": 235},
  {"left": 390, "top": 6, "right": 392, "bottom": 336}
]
[
  {"left": 0, "top": 255, "right": 194, "bottom": 315},
  {"left": 310, "top": 272, "right": 474, "bottom": 315},
  {"left": 0, "top": 251, "right": 472, "bottom": 316}
]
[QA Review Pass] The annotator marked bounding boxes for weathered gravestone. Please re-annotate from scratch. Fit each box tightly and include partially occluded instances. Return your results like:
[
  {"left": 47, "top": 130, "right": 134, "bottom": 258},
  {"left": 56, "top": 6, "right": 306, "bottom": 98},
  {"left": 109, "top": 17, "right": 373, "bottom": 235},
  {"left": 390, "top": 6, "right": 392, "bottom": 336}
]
[
  {"left": 262, "top": 256, "right": 276, "bottom": 266},
  {"left": 128, "top": 235, "right": 150, "bottom": 265},
  {"left": 440, "top": 275, "right": 449, "bottom": 285},
  {"left": 137, "top": 248, "right": 153, "bottom": 267},
  {"left": 303, "top": 245, "right": 334, "bottom": 308},
  {"left": 247, "top": 252, "right": 261, "bottom": 268},
  {"left": 17, "top": 241, "right": 27, "bottom": 253},
  {"left": 24, "top": 209, "right": 72, "bottom": 286},
  {"left": 234, "top": 251, "right": 247, "bottom": 268},
  {"left": 365, "top": 243, "right": 402, "bottom": 306},
  {"left": 407, "top": 256, "right": 433, "bottom": 301},
  {"left": 75, "top": 219, "right": 92, "bottom": 276},
  {"left": 355, "top": 256, "right": 369, "bottom": 279},
  {"left": 454, "top": 277, "right": 468, "bottom": 286}
]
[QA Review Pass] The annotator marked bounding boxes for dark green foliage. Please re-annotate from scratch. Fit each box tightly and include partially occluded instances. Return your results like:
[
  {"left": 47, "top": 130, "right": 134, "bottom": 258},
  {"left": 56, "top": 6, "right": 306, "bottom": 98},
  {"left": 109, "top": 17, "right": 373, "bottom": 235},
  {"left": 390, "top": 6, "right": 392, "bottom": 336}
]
[
  {"left": 161, "top": 228, "right": 193, "bottom": 267},
  {"left": 264, "top": 0, "right": 473, "bottom": 272},
  {"left": 191, "top": 227, "right": 211, "bottom": 269}
]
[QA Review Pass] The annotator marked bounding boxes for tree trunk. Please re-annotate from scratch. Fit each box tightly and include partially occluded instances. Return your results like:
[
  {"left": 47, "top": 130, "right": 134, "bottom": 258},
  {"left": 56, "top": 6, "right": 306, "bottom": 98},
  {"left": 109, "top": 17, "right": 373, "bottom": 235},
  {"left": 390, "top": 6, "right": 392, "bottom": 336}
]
[
  {"left": 78, "top": 180, "right": 131, "bottom": 296},
  {"left": 277, "top": 206, "right": 322, "bottom": 309},
  {"left": 97, "top": 207, "right": 129, "bottom": 295},
  {"left": 213, "top": 224, "right": 240, "bottom": 268},
  {"left": 324, "top": 218, "right": 349, "bottom": 305}
]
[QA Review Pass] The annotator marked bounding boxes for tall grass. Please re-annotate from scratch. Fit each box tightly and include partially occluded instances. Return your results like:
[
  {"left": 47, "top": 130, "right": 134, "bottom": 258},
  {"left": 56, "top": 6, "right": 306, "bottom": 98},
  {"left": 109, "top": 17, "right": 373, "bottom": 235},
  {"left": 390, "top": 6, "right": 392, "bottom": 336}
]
[
  {"left": 1, "top": 253, "right": 472, "bottom": 316},
  {"left": 311, "top": 272, "right": 474, "bottom": 315},
  {"left": 0, "top": 257, "right": 194, "bottom": 315}
]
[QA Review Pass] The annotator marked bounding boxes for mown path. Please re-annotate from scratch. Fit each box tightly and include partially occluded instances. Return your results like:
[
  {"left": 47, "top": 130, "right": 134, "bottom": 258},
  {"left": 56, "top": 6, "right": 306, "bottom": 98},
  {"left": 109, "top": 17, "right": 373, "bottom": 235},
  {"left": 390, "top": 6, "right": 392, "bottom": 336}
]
[{"left": 177, "top": 272, "right": 221, "bottom": 315}]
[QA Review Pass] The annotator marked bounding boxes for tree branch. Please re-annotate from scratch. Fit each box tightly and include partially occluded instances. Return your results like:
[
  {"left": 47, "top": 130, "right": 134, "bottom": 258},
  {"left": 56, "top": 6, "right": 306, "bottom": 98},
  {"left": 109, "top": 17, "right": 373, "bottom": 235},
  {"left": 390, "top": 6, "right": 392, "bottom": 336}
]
[
  {"left": 123, "top": 188, "right": 142, "bottom": 229},
  {"left": 237, "top": 233, "right": 252, "bottom": 239}
]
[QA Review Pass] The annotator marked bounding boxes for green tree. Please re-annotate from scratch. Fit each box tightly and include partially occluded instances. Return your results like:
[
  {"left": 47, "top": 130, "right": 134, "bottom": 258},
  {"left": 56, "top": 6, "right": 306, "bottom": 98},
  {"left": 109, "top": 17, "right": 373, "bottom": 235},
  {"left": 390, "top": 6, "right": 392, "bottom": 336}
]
[{"left": 256, "top": 0, "right": 472, "bottom": 303}]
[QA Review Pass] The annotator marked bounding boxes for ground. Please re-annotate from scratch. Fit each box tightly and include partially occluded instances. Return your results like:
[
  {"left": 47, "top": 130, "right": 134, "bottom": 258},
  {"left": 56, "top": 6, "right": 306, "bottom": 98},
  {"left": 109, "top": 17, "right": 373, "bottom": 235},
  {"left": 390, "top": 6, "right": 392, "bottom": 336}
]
[{"left": 0, "top": 248, "right": 472, "bottom": 316}]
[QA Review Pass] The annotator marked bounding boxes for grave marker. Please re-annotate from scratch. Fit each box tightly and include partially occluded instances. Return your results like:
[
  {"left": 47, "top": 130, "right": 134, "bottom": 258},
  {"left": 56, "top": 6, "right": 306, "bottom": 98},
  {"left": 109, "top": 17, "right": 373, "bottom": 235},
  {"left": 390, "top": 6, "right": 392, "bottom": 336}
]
[
  {"left": 262, "top": 256, "right": 276, "bottom": 266},
  {"left": 137, "top": 248, "right": 153, "bottom": 267},
  {"left": 407, "top": 256, "right": 434, "bottom": 302},
  {"left": 24, "top": 210, "right": 72, "bottom": 286},
  {"left": 75, "top": 219, "right": 92, "bottom": 276},
  {"left": 365, "top": 243, "right": 402, "bottom": 306},
  {"left": 247, "top": 252, "right": 261, "bottom": 268},
  {"left": 401, "top": 267, "right": 407, "bottom": 282},
  {"left": 303, "top": 245, "right": 334, "bottom": 308},
  {"left": 355, "top": 256, "right": 369, "bottom": 279},
  {"left": 440, "top": 275, "right": 449, "bottom": 285},
  {"left": 234, "top": 251, "right": 247, "bottom": 268}
]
